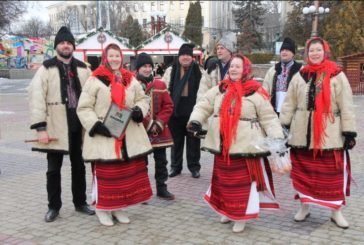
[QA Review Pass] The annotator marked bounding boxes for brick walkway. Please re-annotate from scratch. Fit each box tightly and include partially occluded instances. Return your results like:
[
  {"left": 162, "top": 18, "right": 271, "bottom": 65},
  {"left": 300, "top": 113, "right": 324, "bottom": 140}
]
[{"left": 0, "top": 86, "right": 363, "bottom": 244}]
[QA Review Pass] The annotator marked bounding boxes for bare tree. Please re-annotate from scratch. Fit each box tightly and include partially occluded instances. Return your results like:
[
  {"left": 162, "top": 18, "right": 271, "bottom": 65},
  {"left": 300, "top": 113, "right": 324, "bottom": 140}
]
[
  {"left": 0, "top": 1, "right": 26, "bottom": 32},
  {"left": 57, "top": 6, "right": 78, "bottom": 30},
  {"left": 14, "top": 18, "right": 53, "bottom": 38},
  {"left": 108, "top": 1, "right": 129, "bottom": 32}
]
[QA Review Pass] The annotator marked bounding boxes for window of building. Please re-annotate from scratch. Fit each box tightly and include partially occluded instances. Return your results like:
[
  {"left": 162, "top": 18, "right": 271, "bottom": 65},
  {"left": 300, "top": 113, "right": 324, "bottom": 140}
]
[
  {"left": 143, "top": 18, "right": 147, "bottom": 28},
  {"left": 180, "top": 17, "right": 185, "bottom": 27},
  {"left": 180, "top": 1, "right": 184, "bottom": 10},
  {"left": 134, "top": 3, "right": 139, "bottom": 12},
  {"left": 151, "top": 2, "right": 156, "bottom": 11},
  {"left": 160, "top": 2, "right": 164, "bottom": 11}
]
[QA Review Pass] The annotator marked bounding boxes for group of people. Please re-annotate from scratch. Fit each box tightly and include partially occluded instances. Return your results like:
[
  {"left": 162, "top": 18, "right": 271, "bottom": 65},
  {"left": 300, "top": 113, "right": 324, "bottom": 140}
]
[{"left": 28, "top": 26, "right": 356, "bottom": 233}]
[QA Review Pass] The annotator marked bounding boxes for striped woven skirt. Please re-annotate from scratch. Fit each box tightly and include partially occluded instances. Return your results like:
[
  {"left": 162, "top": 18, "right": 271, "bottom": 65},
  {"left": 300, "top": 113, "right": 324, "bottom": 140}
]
[
  {"left": 204, "top": 155, "right": 279, "bottom": 221},
  {"left": 91, "top": 158, "right": 152, "bottom": 210},
  {"left": 290, "top": 149, "right": 351, "bottom": 209}
]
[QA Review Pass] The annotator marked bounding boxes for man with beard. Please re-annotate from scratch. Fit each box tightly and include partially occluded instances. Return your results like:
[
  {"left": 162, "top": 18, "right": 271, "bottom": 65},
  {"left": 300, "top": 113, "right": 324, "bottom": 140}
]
[{"left": 28, "top": 26, "right": 95, "bottom": 222}]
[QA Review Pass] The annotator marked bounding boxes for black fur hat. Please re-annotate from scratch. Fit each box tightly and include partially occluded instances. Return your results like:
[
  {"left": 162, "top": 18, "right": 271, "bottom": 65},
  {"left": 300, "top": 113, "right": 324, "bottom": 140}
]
[
  {"left": 280, "top": 37, "right": 296, "bottom": 54},
  {"left": 54, "top": 26, "right": 75, "bottom": 49},
  {"left": 136, "top": 52, "right": 154, "bottom": 71},
  {"left": 178, "top": 43, "right": 194, "bottom": 57}
]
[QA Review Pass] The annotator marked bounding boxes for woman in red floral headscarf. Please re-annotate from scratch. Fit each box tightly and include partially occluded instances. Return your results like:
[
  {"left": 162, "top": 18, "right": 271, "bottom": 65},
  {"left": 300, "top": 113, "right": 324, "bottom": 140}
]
[
  {"left": 77, "top": 43, "right": 153, "bottom": 226},
  {"left": 187, "top": 54, "right": 284, "bottom": 233},
  {"left": 280, "top": 37, "right": 357, "bottom": 229}
]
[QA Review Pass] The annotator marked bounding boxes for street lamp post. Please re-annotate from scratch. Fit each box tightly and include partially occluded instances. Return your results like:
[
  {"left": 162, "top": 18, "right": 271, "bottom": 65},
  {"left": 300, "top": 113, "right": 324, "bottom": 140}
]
[{"left": 302, "top": 0, "right": 330, "bottom": 37}]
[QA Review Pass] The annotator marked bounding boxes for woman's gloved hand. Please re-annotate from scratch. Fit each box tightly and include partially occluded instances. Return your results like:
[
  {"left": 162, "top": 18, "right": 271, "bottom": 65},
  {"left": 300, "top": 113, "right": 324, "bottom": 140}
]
[
  {"left": 131, "top": 106, "right": 143, "bottom": 123},
  {"left": 89, "top": 121, "right": 112, "bottom": 137},
  {"left": 186, "top": 121, "right": 207, "bottom": 139}
]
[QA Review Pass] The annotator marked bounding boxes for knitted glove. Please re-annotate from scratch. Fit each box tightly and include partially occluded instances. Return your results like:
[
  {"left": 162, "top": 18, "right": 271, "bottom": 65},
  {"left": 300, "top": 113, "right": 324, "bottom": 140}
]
[
  {"left": 89, "top": 121, "right": 112, "bottom": 137},
  {"left": 131, "top": 106, "right": 143, "bottom": 123}
]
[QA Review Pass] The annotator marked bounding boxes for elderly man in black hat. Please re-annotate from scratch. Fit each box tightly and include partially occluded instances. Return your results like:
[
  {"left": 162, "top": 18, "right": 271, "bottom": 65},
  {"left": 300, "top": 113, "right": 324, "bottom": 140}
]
[
  {"left": 28, "top": 26, "right": 95, "bottom": 222},
  {"left": 162, "top": 43, "right": 204, "bottom": 178},
  {"left": 263, "top": 37, "right": 302, "bottom": 114}
]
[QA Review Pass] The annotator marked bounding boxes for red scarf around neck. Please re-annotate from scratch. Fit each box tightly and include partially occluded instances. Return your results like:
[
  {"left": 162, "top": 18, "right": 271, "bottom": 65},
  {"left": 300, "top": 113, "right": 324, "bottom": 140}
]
[
  {"left": 92, "top": 65, "right": 134, "bottom": 159},
  {"left": 301, "top": 60, "right": 341, "bottom": 156},
  {"left": 219, "top": 79, "right": 269, "bottom": 163}
]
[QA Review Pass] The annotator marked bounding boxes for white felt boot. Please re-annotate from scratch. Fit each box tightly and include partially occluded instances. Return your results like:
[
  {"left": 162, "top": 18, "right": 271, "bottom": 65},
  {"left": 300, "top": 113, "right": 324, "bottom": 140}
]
[
  {"left": 331, "top": 210, "right": 349, "bottom": 229},
  {"left": 232, "top": 221, "right": 246, "bottom": 233},
  {"left": 112, "top": 210, "right": 130, "bottom": 224},
  {"left": 96, "top": 210, "right": 114, "bottom": 226},
  {"left": 294, "top": 204, "right": 310, "bottom": 222},
  {"left": 220, "top": 215, "right": 230, "bottom": 224}
]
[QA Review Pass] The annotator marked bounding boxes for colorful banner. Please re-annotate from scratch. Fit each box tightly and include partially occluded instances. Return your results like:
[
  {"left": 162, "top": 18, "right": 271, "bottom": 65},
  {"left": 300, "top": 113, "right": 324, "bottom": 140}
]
[{"left": 0, "top": 36, "right": 54, "bottom": 69}]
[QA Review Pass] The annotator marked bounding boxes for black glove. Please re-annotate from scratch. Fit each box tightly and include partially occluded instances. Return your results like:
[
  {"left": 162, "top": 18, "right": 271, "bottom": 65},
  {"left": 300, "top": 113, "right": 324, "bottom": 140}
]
[
  {"left": 131, "top": 106, "right": 143, "bottom": 123},
  {"left": 89, "top": 121, "right": 112, "bottom": 137},
  {"left": 344, "top": 136, "right": 356, "bottom": 150},
  {"left": 187, "top": 121, "right": 207, "bottom": 139}
]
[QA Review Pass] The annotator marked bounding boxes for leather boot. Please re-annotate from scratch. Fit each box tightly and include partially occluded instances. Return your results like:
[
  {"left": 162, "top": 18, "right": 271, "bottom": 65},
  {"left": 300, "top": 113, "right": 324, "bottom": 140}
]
[
  {"left": 294, "top": 203, "right": 310, "bottom": 222},
  {"left": 331, "top": 210, "right": 349, "bottom": 229},
  {"left": 112, "top": 210, "right": 130, "bottom": 224},
  {"left": 157, "top": 187, "right": 175, "bottom": 200},
  {"left": 96, "top": 210, "right": 114, "bottom": 226},
  {"left": 232, "top": 221, "right": 246, "bottom": 233}
]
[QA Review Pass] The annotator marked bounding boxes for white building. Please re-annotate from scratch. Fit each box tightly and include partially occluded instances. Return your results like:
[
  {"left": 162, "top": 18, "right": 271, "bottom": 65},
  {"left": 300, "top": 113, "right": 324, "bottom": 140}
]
[{"left": 47, "top": 1, "right": 238, "bottom": 54}]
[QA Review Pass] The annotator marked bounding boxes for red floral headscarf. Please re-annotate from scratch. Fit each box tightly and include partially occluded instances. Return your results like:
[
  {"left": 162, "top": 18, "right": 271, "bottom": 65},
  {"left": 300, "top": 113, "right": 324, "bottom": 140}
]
[
  {"left": 219, "top": 54, "right": 269, "bottom": 163},
  {"left": 301, "top": 37, "right": 342, "bottom": 156}
]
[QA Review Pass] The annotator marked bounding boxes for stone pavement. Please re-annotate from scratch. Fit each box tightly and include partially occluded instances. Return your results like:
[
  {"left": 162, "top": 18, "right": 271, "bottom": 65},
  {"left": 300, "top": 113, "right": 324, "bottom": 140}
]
[{"left": 0, "top": 80, "right": 363, "bottom": 244}]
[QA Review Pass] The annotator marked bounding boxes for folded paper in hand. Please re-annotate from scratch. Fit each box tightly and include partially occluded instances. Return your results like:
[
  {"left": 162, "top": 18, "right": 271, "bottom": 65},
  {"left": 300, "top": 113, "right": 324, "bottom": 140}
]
[{"left": 103, "top": 103, "right": 132, "bottom": 138}]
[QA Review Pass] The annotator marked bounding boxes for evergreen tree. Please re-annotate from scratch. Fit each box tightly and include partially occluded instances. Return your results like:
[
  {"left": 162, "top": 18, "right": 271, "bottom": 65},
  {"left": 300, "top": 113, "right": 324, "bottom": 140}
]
[
  {"left": 119, "top": 15, "right": 145, "bottom": 47},
  {"left": 322, "top": 1, "right": 364, "bottom": 58},
  {"left": 282, "top": 1, "right": 316, "bottom": 49},
  {"left": 183, "top": 1, "right": 203, "bottom": 46},
  {"left": 283, "top": 1, "right": 364, "bottom": 58},
  {"left": 233, "top": 0, "right": 266, "bottom": 53}
]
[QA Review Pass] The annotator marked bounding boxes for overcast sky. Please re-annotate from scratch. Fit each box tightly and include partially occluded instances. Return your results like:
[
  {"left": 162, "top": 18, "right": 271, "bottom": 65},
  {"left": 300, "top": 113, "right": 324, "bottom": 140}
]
[{"left": 23, "top": 1, "right": 62, "bottom": 22}]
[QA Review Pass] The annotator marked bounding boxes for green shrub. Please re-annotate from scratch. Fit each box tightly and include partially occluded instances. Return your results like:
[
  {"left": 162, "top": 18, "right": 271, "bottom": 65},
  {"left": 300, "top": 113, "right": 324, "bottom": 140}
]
[{"left": 245, "top": 53, "right": 275, "bottom": 64}]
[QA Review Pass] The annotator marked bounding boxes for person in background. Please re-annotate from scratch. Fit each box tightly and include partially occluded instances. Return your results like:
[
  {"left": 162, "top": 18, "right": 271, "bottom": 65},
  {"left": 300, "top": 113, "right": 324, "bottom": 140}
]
[
  {"left": 197, "top": 36, "right": 235, "bottom": 101},
  {"left": 135, "top": 52, "right": 175, "bottom": 200},
  {"left": 162, "top": 43, "right": 204, "bottom": 178},
  {"left": 203, "top": 56, "right": 219, "bottom": 72},
  {"left": 263, "top": 37, "right": 302, "bottom": 114},
  {"left": 77, "top": 43, "right": 153, "bottom": 226},
  {"left": 28, "top": 26, "right": 94, "bottom": 223},
  {"left": 280, "top": 37, "right": 357, "bottom": 229},
  {"left": 187, "top": 54, "right": 284, "bottom": 232}
]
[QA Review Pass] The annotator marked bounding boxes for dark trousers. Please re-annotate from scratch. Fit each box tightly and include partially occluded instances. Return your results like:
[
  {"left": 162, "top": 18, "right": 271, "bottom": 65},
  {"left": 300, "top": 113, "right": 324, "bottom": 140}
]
[
  {"left": 46, "top": 131, "right": 86, "bottom": 210},
  {"left": 149, "top": 147, "right": 169, "bottom": 190},
  {"left": 168, "top": 116, "right": 201, "bottom": 173},
  {"left": 145, "top": 148, "right": 168, "bottom": 190}
]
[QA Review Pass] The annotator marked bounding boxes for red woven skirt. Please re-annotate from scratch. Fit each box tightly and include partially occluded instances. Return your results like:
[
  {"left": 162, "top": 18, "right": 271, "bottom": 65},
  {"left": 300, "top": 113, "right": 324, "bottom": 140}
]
[
  {"left": 290, "top": 148, "right": 351, "bottom": 209},
  {"left": 92, "top": 158, "right": 152, "bottom": 210},
  {"left": 204, "top": 155, "right": 279, "bottom": 221}
]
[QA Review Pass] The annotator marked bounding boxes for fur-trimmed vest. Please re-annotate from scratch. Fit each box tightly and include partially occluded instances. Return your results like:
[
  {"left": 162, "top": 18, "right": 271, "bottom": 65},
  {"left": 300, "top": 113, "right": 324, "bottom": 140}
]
[
  {"left": 262, "top": 61, "right": 302, "bottom": 112},
  {"left": 28, "top": 56, "right": 91, "bottom": 153}
]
